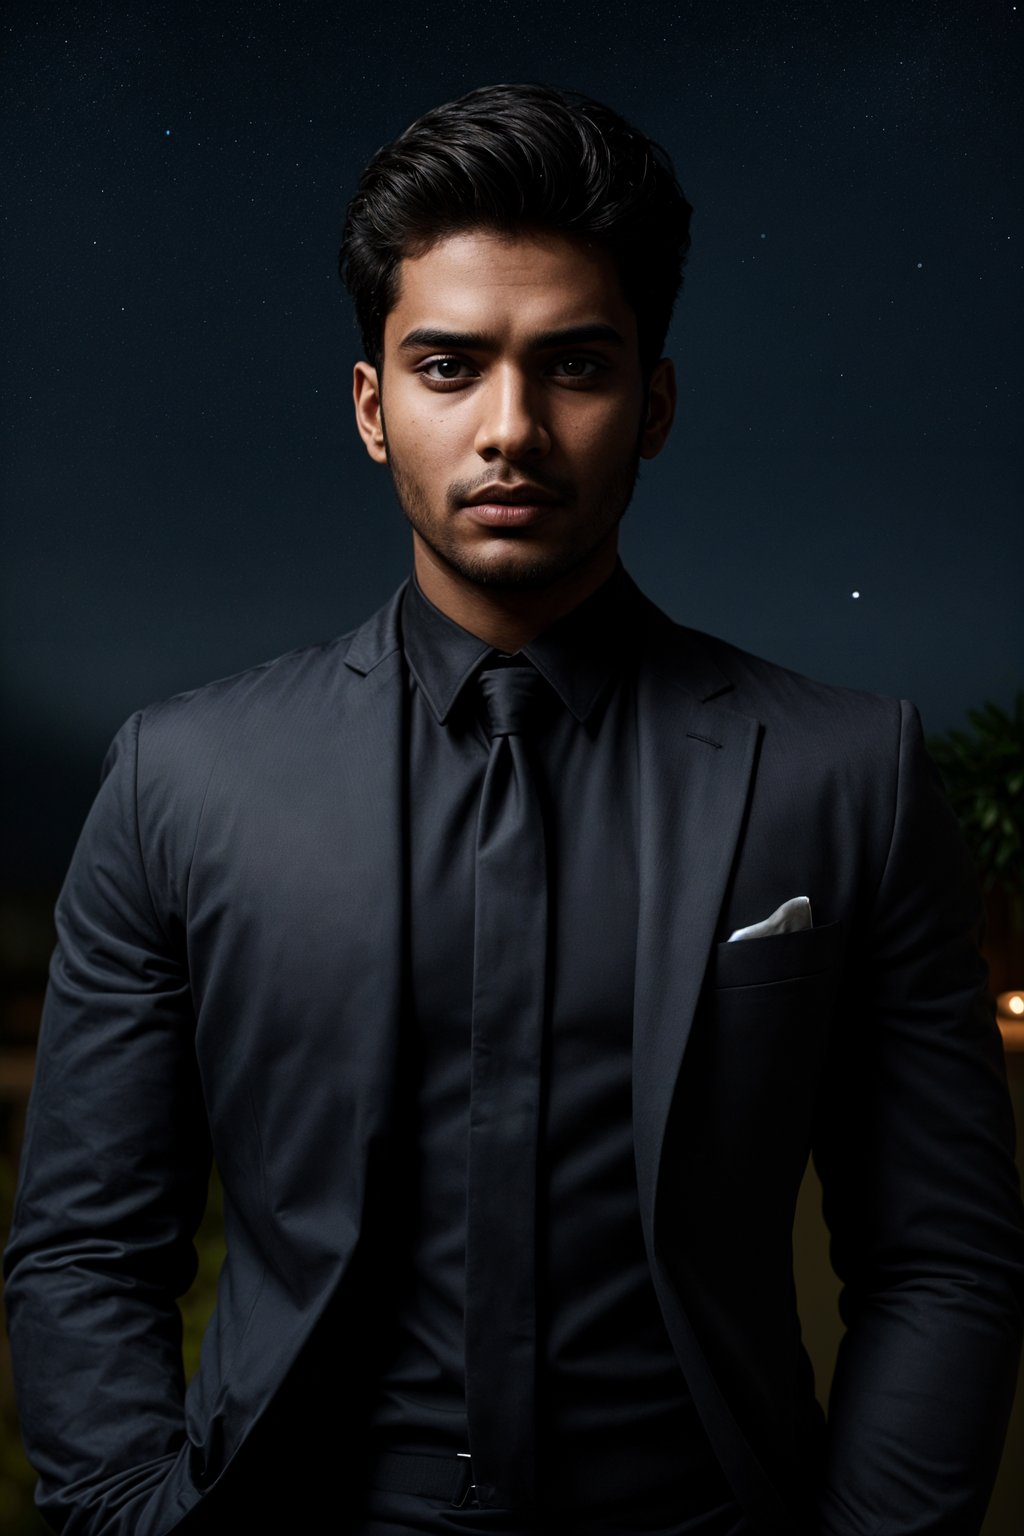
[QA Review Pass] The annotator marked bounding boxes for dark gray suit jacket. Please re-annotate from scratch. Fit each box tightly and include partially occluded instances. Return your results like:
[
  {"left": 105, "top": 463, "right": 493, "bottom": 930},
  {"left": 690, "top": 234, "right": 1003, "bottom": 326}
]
[{"left": 6, "top": 573, "right": 1023, "bottom": 1535}]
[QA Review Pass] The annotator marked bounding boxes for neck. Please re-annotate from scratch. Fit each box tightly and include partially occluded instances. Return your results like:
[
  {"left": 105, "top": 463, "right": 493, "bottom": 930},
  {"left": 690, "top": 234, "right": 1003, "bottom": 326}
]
[{"left": 411, "top": 536, "right": 620, "bottom": 652}]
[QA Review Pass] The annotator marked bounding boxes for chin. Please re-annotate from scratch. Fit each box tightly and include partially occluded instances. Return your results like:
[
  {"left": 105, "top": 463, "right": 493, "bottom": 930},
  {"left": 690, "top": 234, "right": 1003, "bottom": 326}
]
[{"left": 443, "top": 541, "right": 596, "bottom": 592}]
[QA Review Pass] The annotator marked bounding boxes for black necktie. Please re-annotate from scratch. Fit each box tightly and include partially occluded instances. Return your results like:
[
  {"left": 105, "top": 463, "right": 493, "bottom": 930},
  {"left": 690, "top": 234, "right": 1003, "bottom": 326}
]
[{"left": 464, "top": 660, "right": 551, "bottom": 1512}]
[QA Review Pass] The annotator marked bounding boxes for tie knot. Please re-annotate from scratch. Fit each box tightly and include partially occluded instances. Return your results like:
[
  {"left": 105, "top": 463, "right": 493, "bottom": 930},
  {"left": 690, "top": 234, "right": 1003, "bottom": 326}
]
[{"left": 477, "top": 663, "right": 550, "bottom": 738}]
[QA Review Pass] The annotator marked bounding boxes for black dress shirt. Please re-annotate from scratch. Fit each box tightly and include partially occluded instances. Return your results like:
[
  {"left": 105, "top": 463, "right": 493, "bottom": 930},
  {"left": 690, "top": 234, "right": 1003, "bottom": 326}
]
[{"left": 365, "top": 562, "right": 747, "bottom": 1532}]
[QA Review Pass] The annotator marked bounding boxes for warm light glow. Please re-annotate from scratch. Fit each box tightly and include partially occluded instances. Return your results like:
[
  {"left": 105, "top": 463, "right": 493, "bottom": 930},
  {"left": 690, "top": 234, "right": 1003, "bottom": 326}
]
[
  {"left": 1010, "top": 995, "right": 1024, "bottom": 1017},
  {"left": 996, "top": 990, "right": 1024, "bottom": 1020}
]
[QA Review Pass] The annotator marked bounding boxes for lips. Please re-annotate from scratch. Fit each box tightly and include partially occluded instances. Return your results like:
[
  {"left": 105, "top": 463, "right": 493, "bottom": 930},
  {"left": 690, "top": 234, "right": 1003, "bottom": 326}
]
[
  {"left": 459, "top": 484, "right": 563, "bottom": 528},
  {"left": 463, "top": 483, "right": 561, "bottom": 508}
]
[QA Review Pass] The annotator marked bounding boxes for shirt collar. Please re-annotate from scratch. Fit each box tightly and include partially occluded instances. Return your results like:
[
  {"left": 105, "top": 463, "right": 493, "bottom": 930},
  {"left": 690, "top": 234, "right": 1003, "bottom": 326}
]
[{"left": 400, "top": 558, "right": 646, "bottom": 726}]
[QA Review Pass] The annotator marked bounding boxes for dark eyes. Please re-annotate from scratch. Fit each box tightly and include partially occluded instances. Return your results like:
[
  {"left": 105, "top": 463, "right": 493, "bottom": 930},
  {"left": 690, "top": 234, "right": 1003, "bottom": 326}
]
[
  {"left": 421, "top": 357, "right": 474, "bottom": 381},
  {"left": 416, "top": 355, "right": 602, "bottom": 386},
  {"left": 552, "top": 358, "right": 598, "bottom": 379}
]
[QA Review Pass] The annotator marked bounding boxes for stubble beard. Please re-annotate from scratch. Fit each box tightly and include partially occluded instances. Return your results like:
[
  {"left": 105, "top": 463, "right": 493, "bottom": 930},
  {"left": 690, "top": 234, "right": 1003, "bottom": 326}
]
[{"left": 380, "top": 413, "right": 644, "bottom": 594}]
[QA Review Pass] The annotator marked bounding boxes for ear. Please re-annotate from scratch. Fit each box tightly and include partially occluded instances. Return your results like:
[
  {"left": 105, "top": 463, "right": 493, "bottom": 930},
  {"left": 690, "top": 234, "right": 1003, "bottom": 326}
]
[
  {"left": 353, "top": 361, "right": 387, "bottom": 464},
  {"left": 639, "top": 357, "right": 676, "bottom": 460}
]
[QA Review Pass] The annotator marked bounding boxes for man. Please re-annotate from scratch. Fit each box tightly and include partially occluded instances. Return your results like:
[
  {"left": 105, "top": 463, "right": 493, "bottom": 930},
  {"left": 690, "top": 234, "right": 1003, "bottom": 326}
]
[{"left": 5, "top": 83, "right": 1023, "bottom": 1536}]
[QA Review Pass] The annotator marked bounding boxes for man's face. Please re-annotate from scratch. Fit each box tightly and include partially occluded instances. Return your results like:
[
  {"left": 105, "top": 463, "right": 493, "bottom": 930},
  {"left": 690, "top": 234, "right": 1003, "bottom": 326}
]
[{"left": 353, "top": 228, "right": 675, "bottom": 595}]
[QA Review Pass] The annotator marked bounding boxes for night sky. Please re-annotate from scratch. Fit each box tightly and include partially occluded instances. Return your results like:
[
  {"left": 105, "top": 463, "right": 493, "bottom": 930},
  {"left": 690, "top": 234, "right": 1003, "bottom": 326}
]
[{"left": 3, "top": 1, "right": 1022, "bottom": 889}]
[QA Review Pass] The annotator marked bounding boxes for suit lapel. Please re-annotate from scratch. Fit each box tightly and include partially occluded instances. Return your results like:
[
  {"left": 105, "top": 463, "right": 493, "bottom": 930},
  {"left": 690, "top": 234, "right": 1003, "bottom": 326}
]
[
  {"left": 264, "top": 583, "right": 410, "bottom": 1265},
  {"left": 334, "top": 582, "right": 409, "bottom": 1123},
  {"left": 631, "top": 606, "right": 761, "bottom": 1239},
  {"left": 265, "top": 591, "right": 411, "bottom": 1316}
]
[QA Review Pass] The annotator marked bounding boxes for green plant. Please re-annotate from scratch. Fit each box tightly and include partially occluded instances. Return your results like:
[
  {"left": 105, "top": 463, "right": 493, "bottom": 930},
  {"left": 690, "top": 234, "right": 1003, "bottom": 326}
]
[{"left": 928, "top": 692, "right": 1024, "bottom": 905}]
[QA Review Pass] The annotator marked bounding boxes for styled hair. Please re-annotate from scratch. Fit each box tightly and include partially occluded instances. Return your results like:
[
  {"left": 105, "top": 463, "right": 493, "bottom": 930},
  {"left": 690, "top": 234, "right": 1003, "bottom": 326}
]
[{"left": 338, "top": 82, "right": 693, "bottom": 379}]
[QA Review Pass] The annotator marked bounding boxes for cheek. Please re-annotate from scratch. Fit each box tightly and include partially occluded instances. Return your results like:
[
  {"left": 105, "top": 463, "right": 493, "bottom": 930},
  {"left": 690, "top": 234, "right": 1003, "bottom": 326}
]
[
  {"left": 388, "top": 416, "right": 434, "bottom": 465},
  {"left": 392, "top": 398, "right": 464, "bottom": 459},
  {"left": 573, "top": 408, "right": 641, "bottom": 465},
  {"left": 388, "top": 423, "right": 455, "bottom": 502}
]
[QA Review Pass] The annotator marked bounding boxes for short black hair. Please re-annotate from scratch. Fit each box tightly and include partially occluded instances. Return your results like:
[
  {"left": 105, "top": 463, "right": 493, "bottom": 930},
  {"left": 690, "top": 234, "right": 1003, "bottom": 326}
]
[{"left": 338, "top": 82, "right": 693, "bottom": 380}]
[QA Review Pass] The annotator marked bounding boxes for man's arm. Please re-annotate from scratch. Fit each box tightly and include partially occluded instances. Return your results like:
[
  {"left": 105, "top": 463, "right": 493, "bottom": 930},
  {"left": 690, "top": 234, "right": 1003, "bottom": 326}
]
[
  {"left": 813, "top": 701, "right": 1024, "bottom": 1535},
  {"left": 4, "top": 711, "right": 212, "bottom": 1535}
]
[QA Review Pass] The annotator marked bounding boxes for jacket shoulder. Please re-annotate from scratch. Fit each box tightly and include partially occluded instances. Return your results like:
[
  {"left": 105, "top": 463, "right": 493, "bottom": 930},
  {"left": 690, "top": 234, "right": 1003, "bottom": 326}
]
[
  {"left": 135, "top": 579, "right": 406, "bottom": 759},
  {"left": 97, "top": 585, "right": 406, "bottom": 907},
  {"left": 663, "top": 617, "right": 908, "bottom": 745}
]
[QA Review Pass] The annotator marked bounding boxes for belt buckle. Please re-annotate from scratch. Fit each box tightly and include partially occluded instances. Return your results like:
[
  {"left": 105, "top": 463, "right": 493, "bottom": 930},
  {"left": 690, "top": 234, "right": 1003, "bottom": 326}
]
[{"left": 451, "top": 1451, "right": 478, "bottom": 1508}]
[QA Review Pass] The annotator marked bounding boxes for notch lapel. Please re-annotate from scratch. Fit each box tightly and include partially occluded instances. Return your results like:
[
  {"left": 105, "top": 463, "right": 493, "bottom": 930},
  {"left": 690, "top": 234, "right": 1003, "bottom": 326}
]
[
  {"left": 244, "top": 581, "right": 410, "bottom": 1278},
  {"left": 631, "top": 613, "right": 761, "bottom": 1238},
  {"left": 333, "top": 582, "right": 410, "bottom": 1152},
  {"left": 252, "top": 583, "right": 411, "bottom": 1273}
]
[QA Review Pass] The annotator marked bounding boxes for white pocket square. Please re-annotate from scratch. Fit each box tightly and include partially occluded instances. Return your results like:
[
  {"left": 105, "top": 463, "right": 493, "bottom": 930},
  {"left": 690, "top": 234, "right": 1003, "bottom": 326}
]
[{"left": 727, "top": 895, "right": 813, "bottom": 943}]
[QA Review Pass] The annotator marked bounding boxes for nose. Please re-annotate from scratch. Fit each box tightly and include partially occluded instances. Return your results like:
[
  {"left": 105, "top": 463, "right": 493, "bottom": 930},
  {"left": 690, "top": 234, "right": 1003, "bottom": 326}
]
[{"left": 473, "top": 366, "right": 550, "bottom": 462}]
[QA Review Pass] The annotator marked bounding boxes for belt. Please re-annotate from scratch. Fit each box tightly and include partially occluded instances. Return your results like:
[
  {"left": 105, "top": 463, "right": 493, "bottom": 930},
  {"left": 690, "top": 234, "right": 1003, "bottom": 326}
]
[{"left": 369, "top": 1450, "right": 479, "bottom": 1508}]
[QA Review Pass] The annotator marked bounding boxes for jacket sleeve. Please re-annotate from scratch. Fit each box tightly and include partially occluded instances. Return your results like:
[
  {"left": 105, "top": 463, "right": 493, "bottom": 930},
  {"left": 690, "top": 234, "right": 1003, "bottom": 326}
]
[
  {"left": 813, "top": 700, "right": 1024, "bottom": 1535},
  {"left": 3, "top": 711, "right": 212, "bottom": 1536}
]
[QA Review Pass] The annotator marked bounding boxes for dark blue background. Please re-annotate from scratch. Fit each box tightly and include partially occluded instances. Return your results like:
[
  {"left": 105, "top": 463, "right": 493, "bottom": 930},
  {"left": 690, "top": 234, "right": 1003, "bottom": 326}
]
[{"left": 3, "top": 0, "right": 1021, "bottom": 886}]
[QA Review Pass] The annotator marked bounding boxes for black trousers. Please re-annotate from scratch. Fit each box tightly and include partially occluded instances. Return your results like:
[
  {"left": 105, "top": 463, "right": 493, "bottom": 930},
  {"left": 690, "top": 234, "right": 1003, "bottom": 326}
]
[
  {"left": 189, "top": 1327, "right": 757, "bottom": 1535},
  {"left": 343, "top": 1481, "right": 756, "bottom": 1535}
]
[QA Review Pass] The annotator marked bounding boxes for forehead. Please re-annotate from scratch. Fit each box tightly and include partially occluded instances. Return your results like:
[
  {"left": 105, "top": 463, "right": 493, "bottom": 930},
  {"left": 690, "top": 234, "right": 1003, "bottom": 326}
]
[{"left": 383, "top": 228, "right": 637, "bottom": 350}]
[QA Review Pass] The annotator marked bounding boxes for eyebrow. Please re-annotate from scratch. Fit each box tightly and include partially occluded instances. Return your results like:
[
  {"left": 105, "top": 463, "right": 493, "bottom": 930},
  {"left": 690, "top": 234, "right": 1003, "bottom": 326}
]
[{"left": 396, "top": 323, "right": 628, "bottom": 353}]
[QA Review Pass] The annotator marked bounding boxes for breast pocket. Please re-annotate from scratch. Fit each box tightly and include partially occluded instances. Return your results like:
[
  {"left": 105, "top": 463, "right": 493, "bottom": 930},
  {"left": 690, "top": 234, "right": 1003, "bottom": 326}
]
[
  {"left": 680, "top": 922, "right": 846, "bottom": 1173},
  {"left": 710, "top": 919, "right": 843, "bottom": 991}
]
